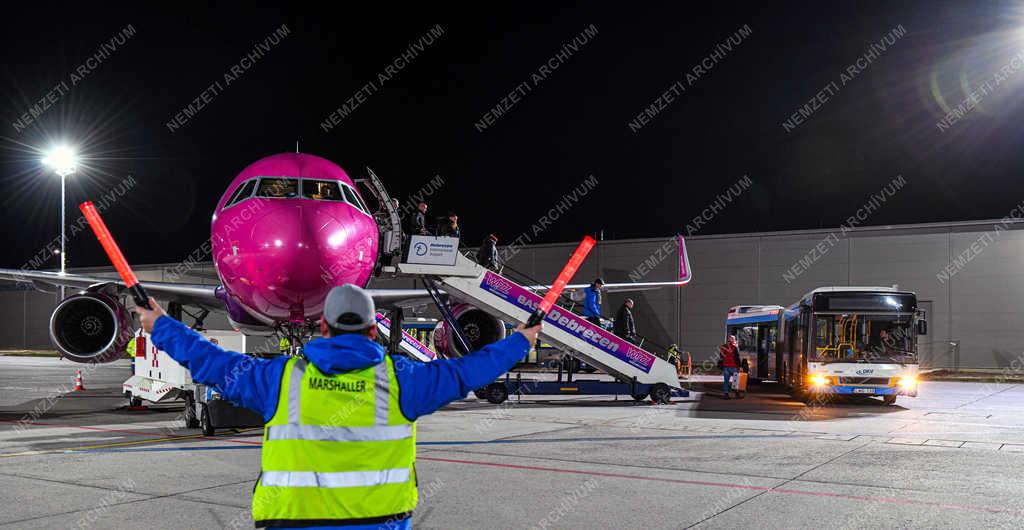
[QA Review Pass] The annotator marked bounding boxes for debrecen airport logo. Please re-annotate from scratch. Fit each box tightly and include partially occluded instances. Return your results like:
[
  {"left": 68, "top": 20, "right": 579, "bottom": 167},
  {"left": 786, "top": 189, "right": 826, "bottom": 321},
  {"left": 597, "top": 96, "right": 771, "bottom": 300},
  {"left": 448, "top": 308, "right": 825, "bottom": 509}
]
[{"left": 414, "top": 242, "right": 428, "bottom": 256}]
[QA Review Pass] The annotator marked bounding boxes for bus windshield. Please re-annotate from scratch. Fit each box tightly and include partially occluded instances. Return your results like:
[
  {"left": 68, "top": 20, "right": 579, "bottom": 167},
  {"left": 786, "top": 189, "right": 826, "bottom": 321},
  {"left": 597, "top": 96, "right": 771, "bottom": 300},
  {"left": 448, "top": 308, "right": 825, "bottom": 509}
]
[{"left": 812, "top": 313, "right": 916, "bottom": 364}]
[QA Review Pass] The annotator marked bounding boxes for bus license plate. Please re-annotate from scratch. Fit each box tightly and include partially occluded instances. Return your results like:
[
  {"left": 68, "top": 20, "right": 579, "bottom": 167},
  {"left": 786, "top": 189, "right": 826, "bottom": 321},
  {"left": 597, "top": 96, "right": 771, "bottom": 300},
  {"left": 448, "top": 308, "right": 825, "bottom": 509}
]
[{"left": 853, "top": 388, "right": 875, "bottom": 394}]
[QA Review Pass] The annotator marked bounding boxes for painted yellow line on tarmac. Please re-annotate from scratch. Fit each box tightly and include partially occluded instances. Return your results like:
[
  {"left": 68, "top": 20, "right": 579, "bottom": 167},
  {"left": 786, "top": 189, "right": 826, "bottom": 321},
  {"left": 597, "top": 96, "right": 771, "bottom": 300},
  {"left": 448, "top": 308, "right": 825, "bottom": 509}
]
[
  {"left": 64, "top": 433, "right": 211, "bottom": 451},
  {"left": 0, "top": 429, "right": 260, "bottom": 458},
  {"left": 0, "top": 433, "right": 205, "bottom": 457}
]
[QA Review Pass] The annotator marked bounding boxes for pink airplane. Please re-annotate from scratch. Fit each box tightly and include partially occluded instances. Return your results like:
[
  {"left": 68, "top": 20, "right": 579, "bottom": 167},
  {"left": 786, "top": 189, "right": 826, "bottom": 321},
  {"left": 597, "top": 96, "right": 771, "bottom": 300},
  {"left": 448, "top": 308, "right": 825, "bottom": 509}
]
[{"left": 0, "top": 153, "right": 691, "bottom": 363}]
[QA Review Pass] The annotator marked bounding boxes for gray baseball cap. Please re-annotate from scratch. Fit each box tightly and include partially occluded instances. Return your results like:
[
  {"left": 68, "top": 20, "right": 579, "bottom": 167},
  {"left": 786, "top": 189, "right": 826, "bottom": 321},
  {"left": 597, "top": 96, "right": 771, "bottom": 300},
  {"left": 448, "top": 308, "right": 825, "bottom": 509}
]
[{"left": 324, "top": 284, "right": 376, "bottom": 331}]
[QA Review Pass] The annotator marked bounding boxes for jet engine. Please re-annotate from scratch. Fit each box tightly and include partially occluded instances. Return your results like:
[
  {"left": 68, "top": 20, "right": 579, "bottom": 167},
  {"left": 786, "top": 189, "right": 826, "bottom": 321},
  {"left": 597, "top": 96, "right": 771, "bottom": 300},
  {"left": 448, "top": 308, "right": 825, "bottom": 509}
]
[
  {"left": 431, "top": 303, "right": 506, "bottom": 357},
  {"left": 49, "top": 291, "right": 133, "bottom": 363}
]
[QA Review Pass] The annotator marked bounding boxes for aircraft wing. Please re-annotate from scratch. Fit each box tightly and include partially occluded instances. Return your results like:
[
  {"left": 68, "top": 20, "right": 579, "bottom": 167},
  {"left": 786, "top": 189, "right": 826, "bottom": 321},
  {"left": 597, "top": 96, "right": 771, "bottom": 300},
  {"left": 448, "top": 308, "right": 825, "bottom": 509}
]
[
  {"left": 0, "top": 268, "right": 223, "bottom": 309},
  {"left": 528, "top": 234, "right": 693, "bottom": 296},
  {"left": 0, "top": 268, "right": 440, "bottom": 312},
  {"left": 368, "top": 235, "right": 694, "bottom": 306},
  {"left": 364, "top": 289, "right": 436, "bottom": 308}
]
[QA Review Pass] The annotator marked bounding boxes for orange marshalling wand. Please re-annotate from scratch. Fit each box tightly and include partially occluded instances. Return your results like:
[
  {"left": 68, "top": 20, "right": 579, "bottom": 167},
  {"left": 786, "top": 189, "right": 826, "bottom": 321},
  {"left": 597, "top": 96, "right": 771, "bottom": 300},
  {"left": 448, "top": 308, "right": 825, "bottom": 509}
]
[
  {"left": 79, "top": 201, "right": 152, "bottom": 308},
  {"left": 525, "top": 235, "right": 597, "bottom": 327}
]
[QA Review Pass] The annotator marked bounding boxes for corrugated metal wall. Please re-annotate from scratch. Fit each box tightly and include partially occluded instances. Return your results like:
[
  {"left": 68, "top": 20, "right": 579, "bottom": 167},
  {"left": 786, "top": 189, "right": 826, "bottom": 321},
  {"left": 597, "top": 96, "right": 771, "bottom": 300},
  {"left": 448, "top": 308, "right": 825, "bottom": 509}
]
[
  {"left": 502, "top": 221, "right": 1024, "bottom": 370},
  {"left": 3, "top": 220, "right": 1022, "bottom": 369}
]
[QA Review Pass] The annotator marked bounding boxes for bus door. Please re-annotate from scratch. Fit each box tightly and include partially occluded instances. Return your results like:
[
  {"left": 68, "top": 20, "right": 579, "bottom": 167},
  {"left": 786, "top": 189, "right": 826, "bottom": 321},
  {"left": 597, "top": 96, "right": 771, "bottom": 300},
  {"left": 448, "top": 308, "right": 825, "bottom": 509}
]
[
  {"left": 730, "top": 324, "right": 756, "bottom": 375},
  {"left": 757, "top": 323, "right": 776, "bottom": 380}
]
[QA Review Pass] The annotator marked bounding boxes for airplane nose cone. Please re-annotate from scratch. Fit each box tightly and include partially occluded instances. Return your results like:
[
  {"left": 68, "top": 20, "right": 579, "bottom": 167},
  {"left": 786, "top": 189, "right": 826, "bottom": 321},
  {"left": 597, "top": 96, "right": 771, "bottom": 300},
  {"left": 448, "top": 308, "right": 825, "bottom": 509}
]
[
  {"left": 215, "top": 202, "right": 378, "bottom": 322},
  {"left": 246, "top": 205, "right": 324, "bottom": 318}
]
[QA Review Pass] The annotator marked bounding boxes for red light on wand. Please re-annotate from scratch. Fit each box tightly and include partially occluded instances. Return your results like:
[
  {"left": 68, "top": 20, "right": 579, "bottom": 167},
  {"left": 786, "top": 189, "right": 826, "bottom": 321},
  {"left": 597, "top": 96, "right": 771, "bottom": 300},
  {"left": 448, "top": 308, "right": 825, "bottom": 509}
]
[
  {"left": 78, "top": 201, "right": 152, "bottom": 309},
  {"left": 525, "top": 235, "right": 597, "bottom": 327}
]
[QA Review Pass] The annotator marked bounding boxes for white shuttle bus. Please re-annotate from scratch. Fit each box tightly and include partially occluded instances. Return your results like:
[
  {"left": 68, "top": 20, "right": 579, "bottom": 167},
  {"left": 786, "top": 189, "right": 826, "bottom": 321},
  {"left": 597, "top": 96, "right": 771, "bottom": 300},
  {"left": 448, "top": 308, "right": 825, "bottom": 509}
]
[{"left": 777, "top": 286, "right": 926, "bottom": 404}]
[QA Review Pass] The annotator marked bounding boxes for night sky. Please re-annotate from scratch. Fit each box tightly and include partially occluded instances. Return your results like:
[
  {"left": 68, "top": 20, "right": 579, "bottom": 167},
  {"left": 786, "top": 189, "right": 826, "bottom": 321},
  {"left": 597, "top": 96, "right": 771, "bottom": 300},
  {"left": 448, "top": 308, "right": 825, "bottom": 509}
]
[{"left": 2, "top": 1, "right": 1023, "bottom": 269}]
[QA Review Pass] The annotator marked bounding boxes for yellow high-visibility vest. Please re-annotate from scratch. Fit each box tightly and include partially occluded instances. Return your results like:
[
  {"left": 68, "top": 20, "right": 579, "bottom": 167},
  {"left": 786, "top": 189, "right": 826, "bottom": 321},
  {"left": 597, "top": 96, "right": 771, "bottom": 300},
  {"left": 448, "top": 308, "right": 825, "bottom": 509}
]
[{"left": 252, "top": 355, "right": 417, "bottom": 527}]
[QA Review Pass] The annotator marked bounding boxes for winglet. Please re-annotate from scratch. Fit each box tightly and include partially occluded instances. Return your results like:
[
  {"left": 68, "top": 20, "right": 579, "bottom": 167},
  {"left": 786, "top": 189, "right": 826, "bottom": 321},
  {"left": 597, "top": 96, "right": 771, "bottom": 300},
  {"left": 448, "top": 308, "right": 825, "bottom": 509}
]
[{"left": 678, "top": 234, "right": 692, "bottom": 284}]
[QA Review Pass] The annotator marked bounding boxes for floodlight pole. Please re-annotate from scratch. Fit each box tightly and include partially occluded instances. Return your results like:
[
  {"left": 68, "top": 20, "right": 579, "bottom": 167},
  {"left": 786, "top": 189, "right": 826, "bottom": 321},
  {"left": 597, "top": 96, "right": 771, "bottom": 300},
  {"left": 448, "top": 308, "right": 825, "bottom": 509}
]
[
  {"left": 60, "top": 172, "right": 66, "bottom": 300},
  {"left": 42, "top": 146, "right": 77, "bottom": 301}
]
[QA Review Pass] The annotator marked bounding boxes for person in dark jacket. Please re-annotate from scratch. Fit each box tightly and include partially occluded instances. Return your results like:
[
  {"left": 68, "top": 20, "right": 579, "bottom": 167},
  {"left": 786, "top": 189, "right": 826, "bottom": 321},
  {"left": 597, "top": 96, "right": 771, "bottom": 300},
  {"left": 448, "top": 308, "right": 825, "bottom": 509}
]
[
  {"left": 438, "top": 213, "right": 460, "bottom": 239},
  {"left": 613, "top": 298, "right": 637, "bottom": 343},
  {"left": 134, "top": 285, "right": 541, "bottom": 529},
  {"left": 410, "top": 202, "right": 429, "bottom": 235},
  {"left": 476, "top": 234, "right": 500, "bottom": 270},
  {"left": 582, "top": 278, "right": 604, "bottom": 326},
  {"left": 720, "top": 335, "right": 741, "bottom": 398}
]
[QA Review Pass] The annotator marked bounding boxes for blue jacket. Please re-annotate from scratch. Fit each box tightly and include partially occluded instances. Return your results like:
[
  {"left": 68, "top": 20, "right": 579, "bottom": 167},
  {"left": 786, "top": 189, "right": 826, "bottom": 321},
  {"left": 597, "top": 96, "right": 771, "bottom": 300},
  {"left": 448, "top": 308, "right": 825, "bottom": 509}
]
[
  {"left": 150, "top": 316, "right": 530, "bottom": 530},
  {"left": 583, "top": 286, "right": 601, "bottom": 317}
]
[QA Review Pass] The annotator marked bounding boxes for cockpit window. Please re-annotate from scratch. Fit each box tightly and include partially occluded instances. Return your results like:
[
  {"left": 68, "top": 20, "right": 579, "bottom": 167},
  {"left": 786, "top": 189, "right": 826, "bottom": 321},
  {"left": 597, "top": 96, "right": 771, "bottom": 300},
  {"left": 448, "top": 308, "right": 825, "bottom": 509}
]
[
  {"left": 301, "top": 180, "right": 345, "bottom": 202},
  {"left": 341, "top": 185, "right": 368, "bottom": 213},
  {"left": 225, "top": 179, "right": 257, "bottom": 208},
  {"left": 256, "top": 178, "right": 299, "bottom": 198}
]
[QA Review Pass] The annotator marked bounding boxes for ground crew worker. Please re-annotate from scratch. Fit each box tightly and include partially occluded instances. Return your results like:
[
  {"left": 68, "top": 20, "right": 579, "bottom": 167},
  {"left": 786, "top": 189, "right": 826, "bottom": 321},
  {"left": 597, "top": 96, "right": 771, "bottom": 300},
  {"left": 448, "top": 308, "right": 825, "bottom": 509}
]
[
  {"left": 279, "top": 336, "right": 290, "bottom": 354},
  {"left": 583, "top": 278, "right": 604, "bottom": 326},
  {"left": 135, "top": 284, "right": 541, "bottom": 529},
  {"left": 666, "top": 343, "right": 685, "bottom": 377},
  {"left": 665, "top": 343, "right": 680, "bottom": 364},
  {"left": 126, "top": 336, "right": 136, "bottom": 358}
]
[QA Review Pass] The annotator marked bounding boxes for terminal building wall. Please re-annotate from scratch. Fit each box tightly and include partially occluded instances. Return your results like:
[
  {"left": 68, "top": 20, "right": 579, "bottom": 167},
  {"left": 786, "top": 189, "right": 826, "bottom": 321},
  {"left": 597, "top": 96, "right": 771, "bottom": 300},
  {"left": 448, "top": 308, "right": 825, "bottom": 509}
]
[
  {"left": 502, "top": 221, "right": 1024, "bottom": 371},
  {"left": 1, "top": 220, "right": 1022, "bottom": 370}
]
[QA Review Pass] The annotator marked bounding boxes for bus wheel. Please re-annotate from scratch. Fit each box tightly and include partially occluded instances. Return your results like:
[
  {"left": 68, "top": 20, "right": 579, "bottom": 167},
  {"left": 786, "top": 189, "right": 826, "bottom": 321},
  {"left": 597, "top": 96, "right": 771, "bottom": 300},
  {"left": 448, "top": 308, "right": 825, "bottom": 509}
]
[
  {"left": 649, "top": 384, "right": 672, "bottom": 404},
  {"left": 883, "top": 395, "right": 897, "bottom": 405},
  {"left": 485, "top": 383, "right": 508, "bottom": 404}
]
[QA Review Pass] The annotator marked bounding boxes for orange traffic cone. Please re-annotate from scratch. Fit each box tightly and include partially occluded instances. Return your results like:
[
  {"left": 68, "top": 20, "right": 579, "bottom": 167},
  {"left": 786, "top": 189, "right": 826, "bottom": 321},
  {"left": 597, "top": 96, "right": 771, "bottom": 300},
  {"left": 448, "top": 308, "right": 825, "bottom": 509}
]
[{"left": 74, "top": 370, "right": 85, "bottom": 391}]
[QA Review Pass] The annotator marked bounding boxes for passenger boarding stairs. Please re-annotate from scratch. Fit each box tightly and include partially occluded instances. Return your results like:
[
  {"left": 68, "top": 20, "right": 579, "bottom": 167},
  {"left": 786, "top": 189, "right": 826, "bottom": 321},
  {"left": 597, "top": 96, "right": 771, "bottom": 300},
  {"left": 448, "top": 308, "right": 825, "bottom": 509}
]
[
  {"left": 375, "top": 313, "right": 437, "bottom": 363},
  {"left": 397, "top": 252, "right": 682, "bottom": 390}
]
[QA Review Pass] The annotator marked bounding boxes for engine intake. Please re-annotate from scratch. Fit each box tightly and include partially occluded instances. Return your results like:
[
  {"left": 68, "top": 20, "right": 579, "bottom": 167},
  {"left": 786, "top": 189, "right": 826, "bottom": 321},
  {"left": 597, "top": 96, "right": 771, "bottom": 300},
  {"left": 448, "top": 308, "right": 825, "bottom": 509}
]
[
  {"left": 432, "top": 304, "right": 507, "bottom": 357},
  {"left": 49, "top": 292, "right": 133, "bottom": 363}
]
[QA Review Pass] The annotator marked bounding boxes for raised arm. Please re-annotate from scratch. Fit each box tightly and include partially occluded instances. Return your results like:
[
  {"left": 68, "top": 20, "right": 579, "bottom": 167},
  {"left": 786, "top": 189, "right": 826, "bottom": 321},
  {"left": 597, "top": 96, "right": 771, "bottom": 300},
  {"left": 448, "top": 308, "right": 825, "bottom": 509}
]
[
  {"left": 137, "top": 299, "right": 286, "bottom": 421},
  {"left": 393, "top": 324, "right": 540, "bottom": 420}
]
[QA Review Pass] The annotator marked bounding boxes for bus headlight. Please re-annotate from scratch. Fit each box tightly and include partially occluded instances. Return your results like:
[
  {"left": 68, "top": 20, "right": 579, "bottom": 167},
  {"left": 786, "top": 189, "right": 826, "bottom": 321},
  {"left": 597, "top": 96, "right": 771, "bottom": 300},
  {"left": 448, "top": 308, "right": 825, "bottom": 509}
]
[
  {"left": 809, "top": 374, "right": 830, "bottom": 387},
  {"left": 897, "top": 376, "right": 918, "bottom": 389}
]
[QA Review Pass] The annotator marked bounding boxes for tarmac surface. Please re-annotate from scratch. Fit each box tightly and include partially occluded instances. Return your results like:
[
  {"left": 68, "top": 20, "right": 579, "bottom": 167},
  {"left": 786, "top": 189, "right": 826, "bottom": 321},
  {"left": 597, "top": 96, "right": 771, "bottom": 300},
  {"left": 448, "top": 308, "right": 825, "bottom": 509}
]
[{"left": 3, "top": 357, "right": 1024, "bottom": 529}]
